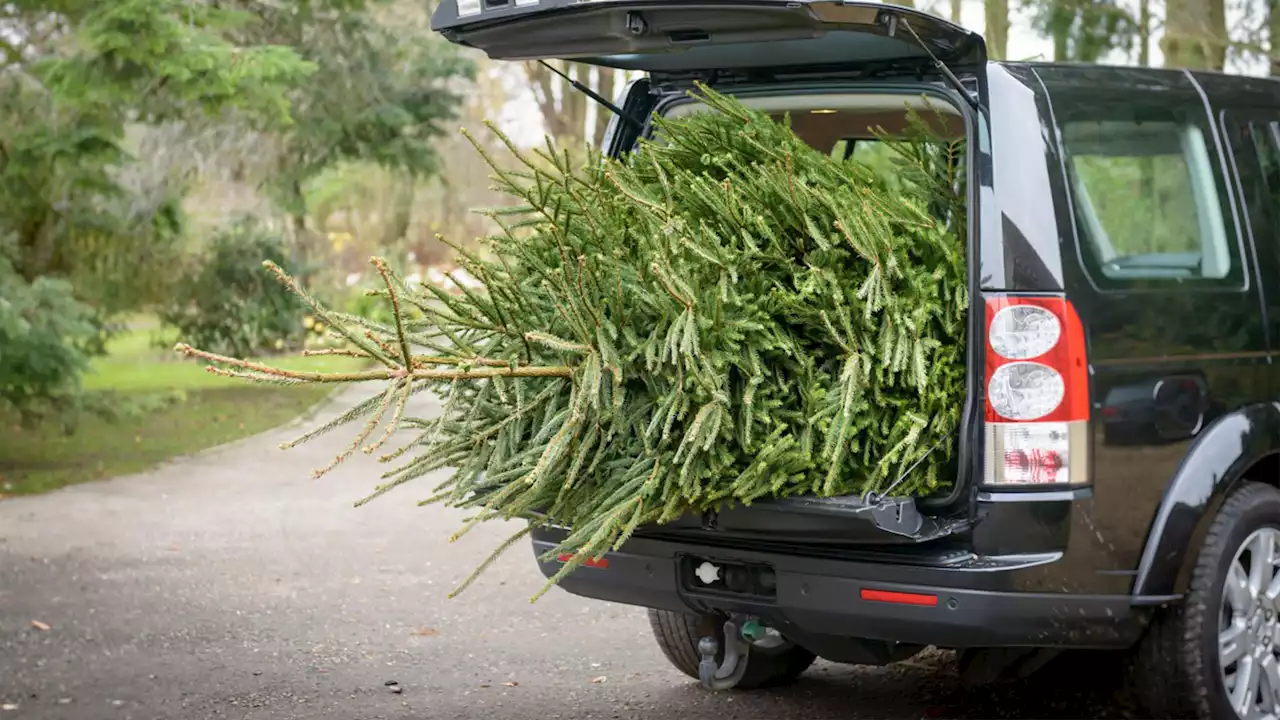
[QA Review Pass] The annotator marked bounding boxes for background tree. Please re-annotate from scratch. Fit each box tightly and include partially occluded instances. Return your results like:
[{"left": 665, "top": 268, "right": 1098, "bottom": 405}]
[
  {"left": 524, "top": 62, "right": 620, "bottom": 148},
  {"left": 0, "top": 0, "right": 312, "bottom": 292},
  {"left": 210, "top": 0, "right": 472, "bottom": 285},
  {"left": 1162, "top": 0, "right": 1229, "bottom": 68},
  {"left": 1140, "top": 0, "right": 1154, "bottom": 64},
  {"left": 986, "top": 0, "right": 1011, "bottom": 58},
  {"left": 1025, "top": 0, "right": 1136, "bottom": 61},
  {"left": 1271, "top": 0, "right": 1280, "bottom": 73},
  {"left": 0, "top": 0, "right": 314, "bottom": 418}
]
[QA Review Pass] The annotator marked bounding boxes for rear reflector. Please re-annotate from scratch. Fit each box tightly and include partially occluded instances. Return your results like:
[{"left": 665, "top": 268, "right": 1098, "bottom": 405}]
[
  {"left": 557, "top": 553, "right": 609, "bottom": 569},
  {"left": 860, "top": 588, "right": 939, "bottom": 606}
]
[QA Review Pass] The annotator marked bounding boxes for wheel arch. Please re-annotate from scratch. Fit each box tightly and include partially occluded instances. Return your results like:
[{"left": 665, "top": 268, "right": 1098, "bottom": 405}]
[{"left": 1132, "top": 401, "right": 1280, "bottom": 597}]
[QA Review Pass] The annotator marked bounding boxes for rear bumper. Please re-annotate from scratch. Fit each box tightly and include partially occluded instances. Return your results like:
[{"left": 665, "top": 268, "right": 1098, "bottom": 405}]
[{"left": 532, "top": 529, "right": 1170, "bottom": 650}]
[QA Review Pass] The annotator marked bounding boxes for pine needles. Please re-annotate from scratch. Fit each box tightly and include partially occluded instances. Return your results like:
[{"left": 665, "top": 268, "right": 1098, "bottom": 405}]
[{"left": 178, "top": 84, "right": 969, "bottom": 601}]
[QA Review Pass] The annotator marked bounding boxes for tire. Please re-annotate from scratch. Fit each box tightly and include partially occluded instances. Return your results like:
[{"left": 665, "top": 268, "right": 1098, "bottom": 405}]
[
  {"left": 647, "top": 609, "right": 816, "bottom": 689},
  {"left": 1131, "top": 481, "right": 1280, "bottom": 719}
]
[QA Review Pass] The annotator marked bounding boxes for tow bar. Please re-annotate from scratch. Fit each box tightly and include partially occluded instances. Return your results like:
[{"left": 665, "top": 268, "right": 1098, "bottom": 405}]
[{"left": 697, "top": 614, "right": 767, "bottom": 690}]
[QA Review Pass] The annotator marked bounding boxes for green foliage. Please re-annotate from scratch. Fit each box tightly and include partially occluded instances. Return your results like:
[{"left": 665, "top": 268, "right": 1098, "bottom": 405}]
[
  {"left": 0, "top": 241, "right": 98, "bottom": 424},
  {"left": 1023, "top": 0, "right": 1135, "bottom": 62},
  {"left": 35, "top": 0, "right": 315, "bottom": 126},
  {"left": 160, "top": 220, "right": 306, "bottom": 358},
  {"left": 220, "top": 0, "right": 472, "bottom": 216},
  {"left": 343, "top": 284, "right": 399, "bottom": 327},
  {"left": 0, "top": 0, "right": 318, "bottom": 418},
  {"left": 187, "top": 86, "right": 969, "bottom": 600}
]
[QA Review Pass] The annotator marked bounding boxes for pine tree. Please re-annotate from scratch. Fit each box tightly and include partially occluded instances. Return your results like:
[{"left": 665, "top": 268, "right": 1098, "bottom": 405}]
[{"left": 176, "top": 85, "right": 968, "bottom": 600}]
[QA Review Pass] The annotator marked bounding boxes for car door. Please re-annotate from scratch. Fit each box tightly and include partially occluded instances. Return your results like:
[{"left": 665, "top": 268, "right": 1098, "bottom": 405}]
[
  {"left": 1033, "top": 66, "right": 1271, "bottom": 578},
  {"left": 1217, "top": 104, "right": 1280, "bottom": 400}
]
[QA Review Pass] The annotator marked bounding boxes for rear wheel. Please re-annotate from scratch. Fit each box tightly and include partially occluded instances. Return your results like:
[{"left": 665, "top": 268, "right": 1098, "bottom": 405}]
[
  {"left": 1131, "top": 481, "right": 1280, "bottom": 719},
  {"left": 647, "top": 609, "right": 816, "bottom": 689}
]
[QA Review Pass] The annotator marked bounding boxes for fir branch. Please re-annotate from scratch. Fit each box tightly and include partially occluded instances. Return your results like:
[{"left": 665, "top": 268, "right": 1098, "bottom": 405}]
[
  {"left": 261, "top": 261, "right": 398, "bottom": 368},
  {"left": 372, "top": 257, "right": 414, "bottom": 367},
  {"left": 311, "top": 382, "right": 399, "bottom": 480},
  {"left": 177, "top": 86, "right": 969, "bottom": 601},
  {"left": 447, "top": 525, "right": 534, "bottom": 599},
  {"left": 175, "top": 344, "right": 573, "bottom": 382}
]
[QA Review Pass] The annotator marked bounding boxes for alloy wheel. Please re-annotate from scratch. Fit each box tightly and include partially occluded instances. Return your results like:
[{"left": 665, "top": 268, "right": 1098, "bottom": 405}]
[{"left": 1220, "top": 527, "right": 1280, "bottom": 718}]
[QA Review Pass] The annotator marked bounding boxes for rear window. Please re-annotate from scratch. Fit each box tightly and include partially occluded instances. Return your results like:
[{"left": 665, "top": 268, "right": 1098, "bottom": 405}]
[{"left": 1058, "top": 111, "right": 1240, "bottom": 287}]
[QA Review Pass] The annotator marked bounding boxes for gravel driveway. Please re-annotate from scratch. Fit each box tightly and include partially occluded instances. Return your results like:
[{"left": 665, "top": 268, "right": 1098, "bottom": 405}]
[{"left": 1, "top": 386, "right": 1132, "bottom": 719}]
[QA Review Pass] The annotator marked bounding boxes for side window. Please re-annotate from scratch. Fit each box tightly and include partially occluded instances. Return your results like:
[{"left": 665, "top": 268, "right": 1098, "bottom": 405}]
[
  {"left": 1250, "top": 121, "right": 1280, "bottom": 215},
  {"left": 1059, "top": 110, "right": 1240, "bottom": 287}
]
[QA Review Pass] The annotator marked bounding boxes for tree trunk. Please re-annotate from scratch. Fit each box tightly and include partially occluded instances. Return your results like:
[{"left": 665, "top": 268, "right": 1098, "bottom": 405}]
[
  {"left": 524, "top": 61, "right": 568, "bottom": 141},
  {"left": 1053, "top": 22, "right": 1069, "bottom": 61},
  {"left": 524, "top": 60, "right": 593, "bottom": 147},
  {"left": 897, "top": 0, "right": 914, "bottom": 6},
  {"left": 951, "top": 0, "right": 962, "bottom": 23},
  {"left": 1270, "top": 0, "right": 1280, "bottom": 75},
  {"left": 17, "top": 213, "right": 54, "bottom": 283},
  {"left": 1139, "top": 0, "right": 1151, "bottom": 66},
  {"left": 985, "top": 0, "right": 1009, "bottom": 60},
  {"left": 593, "top": 67, "right": 616, "bottom": 148},
  {"left": 564, "top": 63, "right": 589, "bottom": 148},
  {"left": 384, "top": 174, "right": 415, "bottom": 250},
  {"left": 1162, "top": 0, "right": 1227, "bottom": 70},
  {"left": 1210, "top": 0, "right": 1227, "bottom": 70},
  {"left": 289, "top": 180, "right": 316, "bottom": 285}
]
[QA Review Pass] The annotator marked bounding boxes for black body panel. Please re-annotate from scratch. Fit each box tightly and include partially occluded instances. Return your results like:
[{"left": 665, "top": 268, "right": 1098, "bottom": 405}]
[
  {"left": 1029, "top": 65, "right": 1274, "bottom": 597},
  {"left": 1132, "top": 402, "right": 1280, "bottom": 595},
  {"left": 976, "top": 64, "right": 1069, "bottom": 292},
  {"left": 533, "top": 528, "right": 1160, "bottom": 649},
  {"left": 430, "top": 0, "right": 983, "bottom": 70}
]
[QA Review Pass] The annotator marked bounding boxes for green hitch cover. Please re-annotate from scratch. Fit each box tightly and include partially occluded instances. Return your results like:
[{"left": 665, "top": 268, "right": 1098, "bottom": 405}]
[{"left": 741, "top": 619, "right": 767, "bottom": 642}]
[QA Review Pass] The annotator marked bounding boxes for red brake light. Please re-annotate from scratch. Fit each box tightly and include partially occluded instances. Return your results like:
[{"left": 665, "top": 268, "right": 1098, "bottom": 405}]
[
  {"left": 984, "top": 295, "right": 1088, "bottom": 423},
  {"left": 982, "top": 295, "right": 1090, "bottom": 488}
]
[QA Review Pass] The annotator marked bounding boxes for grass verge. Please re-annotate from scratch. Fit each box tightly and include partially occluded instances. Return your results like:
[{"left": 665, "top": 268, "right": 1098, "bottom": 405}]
[{"left": 0, "top": 323, "right": 365, "bottom": 497}]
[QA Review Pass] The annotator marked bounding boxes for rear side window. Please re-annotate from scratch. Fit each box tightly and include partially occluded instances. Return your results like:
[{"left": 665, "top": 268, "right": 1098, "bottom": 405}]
[
  {"left": 1058, "top": 110, "right": 1241, "bottom": 288},
  {"left": 1248, "top": 121, "right": 1280, "bottom": 213}
]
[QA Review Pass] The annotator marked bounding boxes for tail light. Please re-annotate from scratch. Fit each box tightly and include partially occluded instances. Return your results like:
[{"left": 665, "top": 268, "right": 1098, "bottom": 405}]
[{"left": 982, "top": 295, "right": 1089, "bottom": 488}]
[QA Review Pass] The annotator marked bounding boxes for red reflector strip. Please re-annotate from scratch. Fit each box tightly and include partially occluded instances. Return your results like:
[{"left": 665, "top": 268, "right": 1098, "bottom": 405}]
[
  {"left": 556, "top": 553, "right": 609, "bottom": 569},
  {"left": 860, "top": 588, "right": 938, "bottom": 607}
]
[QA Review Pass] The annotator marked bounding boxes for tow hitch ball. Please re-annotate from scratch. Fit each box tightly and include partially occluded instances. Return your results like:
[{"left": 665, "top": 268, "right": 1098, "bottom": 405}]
[{"left": 697, "top": 614, "right": 766, "bottom": 691}]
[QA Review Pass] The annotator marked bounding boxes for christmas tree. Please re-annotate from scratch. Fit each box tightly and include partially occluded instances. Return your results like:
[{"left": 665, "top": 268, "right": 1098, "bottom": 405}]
[{"left": 176, "top": 84, "right": 968, "bottom": 600}]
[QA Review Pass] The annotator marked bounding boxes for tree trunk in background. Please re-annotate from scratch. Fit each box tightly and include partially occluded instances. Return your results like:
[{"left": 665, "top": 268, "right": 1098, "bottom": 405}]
[
  {"left": 524, "top": 60, "right": 600, "bottom": 148},
  {"left": 897, "top": 0, "right": 914, "bottom": 6},
  {"left": 290, "top": 211, "right": 314, "bottom": 286},
  {"left": 1052, "top": 18, "right": 1069, "bottom": 61},
  {"left": 383, "top": 174, "right": 415, "bottom": 250},
  {"left": 564, "top": 63, "right": 589, "bottom": 147},
  {"left": 985, "top": 0, "right": 1010, "bottom": 59},
  {"left": 592, "top": 67, "right": 616, "bottom": 148},
  {"left": 1270, "top": 0, "right": 1280, "bottom": 74},
  {"left": 1162, "top": 0, "right": 1227, "bottom": 69},
  {"left": 525, "top": 61, "right": 571, "bottom": 142},
  {"left": 1139, "top": 0, "right": 1151, "bottom": 65},
  {"left": 951, "top": 0, "right": 962, "bottom": 23},
  {"left": 1210, "top": 0, "right": 1227, "bottom": 69}
]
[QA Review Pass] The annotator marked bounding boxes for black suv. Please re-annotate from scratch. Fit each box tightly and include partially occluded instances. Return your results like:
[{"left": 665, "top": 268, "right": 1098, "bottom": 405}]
[{"left": 430, "top": 2, "right": 1280, "bottom": 717}]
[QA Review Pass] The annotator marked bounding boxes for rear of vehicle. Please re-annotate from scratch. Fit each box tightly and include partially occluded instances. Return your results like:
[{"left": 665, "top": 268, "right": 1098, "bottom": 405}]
[{"left": 430, "top": 0, "right": 1189, "bottom": 697}]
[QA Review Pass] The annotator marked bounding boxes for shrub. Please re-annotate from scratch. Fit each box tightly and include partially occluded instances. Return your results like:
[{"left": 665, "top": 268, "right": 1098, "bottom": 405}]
[
  {"left": 160, "top": 219, "right": 305, "bottom": 358},
  {"left": 0, "top": 248, "right": 100, "bottom": 426}
]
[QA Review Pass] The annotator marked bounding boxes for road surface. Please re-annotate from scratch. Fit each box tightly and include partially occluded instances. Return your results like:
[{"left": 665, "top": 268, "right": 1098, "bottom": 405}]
[{"left": 1, "top": 386, "right": 1133, "bottom": 719}]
